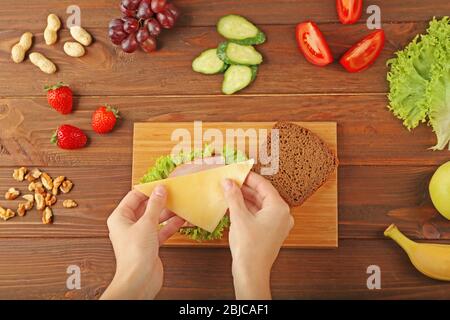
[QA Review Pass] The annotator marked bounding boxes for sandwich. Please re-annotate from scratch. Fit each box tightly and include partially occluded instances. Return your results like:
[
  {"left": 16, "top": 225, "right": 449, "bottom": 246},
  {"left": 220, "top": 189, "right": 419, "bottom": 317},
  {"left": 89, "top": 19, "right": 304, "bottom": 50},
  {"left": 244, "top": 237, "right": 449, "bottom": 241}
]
[{"left": 135, "top": 121, "right": 338, "bottom": 241}]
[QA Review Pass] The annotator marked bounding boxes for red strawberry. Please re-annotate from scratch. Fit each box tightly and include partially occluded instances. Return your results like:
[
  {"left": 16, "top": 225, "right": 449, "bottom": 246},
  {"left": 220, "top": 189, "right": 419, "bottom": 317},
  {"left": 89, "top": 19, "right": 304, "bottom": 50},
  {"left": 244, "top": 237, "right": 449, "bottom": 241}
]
[
  {"left": 45, "top": 82, "right": 73, "bottom": 115},
  {"left": 51, "top": 125, "right": 87, "bottom": 150},
  {"left": 92, "top": 105, "right": 120, "bottom": 134}
]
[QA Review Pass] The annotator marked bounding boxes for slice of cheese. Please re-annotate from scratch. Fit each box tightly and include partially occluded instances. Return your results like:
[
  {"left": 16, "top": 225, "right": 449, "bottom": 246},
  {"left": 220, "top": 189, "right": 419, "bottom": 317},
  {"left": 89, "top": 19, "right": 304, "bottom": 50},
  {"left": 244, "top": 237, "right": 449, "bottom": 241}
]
[{"left": 134, "top": 160, "right": 254, "bottom": 232}]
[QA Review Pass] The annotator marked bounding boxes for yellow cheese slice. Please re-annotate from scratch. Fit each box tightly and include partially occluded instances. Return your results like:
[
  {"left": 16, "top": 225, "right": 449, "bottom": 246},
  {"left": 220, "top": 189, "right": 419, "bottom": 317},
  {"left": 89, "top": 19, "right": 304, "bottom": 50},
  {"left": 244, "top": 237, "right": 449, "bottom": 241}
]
[{"left": 134, "top": 160, "right": 254, "bottom": 232}]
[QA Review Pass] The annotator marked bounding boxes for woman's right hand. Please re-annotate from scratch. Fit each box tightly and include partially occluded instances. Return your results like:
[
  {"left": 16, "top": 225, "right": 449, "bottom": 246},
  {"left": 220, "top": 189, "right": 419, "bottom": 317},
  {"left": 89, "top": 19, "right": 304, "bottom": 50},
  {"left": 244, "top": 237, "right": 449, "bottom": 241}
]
[{"left": 222, "top": 172, "right": 294, "bottom": 300}]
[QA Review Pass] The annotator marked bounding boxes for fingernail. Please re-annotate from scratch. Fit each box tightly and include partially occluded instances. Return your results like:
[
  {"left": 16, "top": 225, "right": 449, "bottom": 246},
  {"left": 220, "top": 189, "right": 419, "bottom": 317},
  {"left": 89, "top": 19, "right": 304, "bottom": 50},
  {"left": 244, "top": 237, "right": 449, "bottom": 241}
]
[
  {"left": 153, "top": 185, "right": 166, "bottom": 197},
  {"left": 222, "top": 179, "right": 233, "bottom": 191}
]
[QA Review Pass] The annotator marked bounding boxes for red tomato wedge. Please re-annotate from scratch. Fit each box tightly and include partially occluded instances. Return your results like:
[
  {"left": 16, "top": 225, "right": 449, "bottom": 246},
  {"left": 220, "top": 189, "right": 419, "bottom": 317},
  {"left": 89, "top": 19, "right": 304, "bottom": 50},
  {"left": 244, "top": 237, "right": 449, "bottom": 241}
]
[
  {"left": 336, "top": 0, "right": 363, "bottom": 24},
  {"left": 296, "top": 21, "right": 334, "bottom": 67},
  {"left": 340, "top": 29, "right": 385, "bottom": 73}
]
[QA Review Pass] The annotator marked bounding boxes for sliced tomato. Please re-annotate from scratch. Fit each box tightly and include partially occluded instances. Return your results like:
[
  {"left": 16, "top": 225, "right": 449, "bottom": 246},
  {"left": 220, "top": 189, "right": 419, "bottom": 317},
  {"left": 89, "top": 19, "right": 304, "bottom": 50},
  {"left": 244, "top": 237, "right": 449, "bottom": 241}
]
[
  {"left": 336, "top": 0, "right": 363, "bottom": 24},
  {"left": 296, "top": 21, "right": 334, "bottom": 67},
  {"left": 340, "top": 29, "right": 385, "bottom": 73}
]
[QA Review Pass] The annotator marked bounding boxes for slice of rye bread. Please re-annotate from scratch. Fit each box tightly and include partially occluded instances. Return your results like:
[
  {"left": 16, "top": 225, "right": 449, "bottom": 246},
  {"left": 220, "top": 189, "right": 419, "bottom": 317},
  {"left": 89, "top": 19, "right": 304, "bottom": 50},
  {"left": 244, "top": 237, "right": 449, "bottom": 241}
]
[{"left": 256, "top": 122, "right": 338, "bottom": 207}]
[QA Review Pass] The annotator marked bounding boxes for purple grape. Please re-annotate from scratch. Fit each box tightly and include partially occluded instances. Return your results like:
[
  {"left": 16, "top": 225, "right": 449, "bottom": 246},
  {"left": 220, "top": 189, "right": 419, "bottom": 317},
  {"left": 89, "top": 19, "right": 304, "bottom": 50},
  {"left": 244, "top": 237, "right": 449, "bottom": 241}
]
[
  {"left": 123, "top": 17, "right": 139, "bottom": 34},
  {"left": 164, "top": 3, "right": 180, "bottom": 20},
  {"left": 122, "top": 0, "right": 140, "bottom": 10},
  {"left": 109, "top": 18, "right": 124, "bottom": 31},
  {"left": 120, "top": 3, "right": 136, "bottom": 17},
  {"left": 121, "top": 33, "right": 139, "bottom": 53},
  {"left": 140, "top": 36, "right": 157, "bottom": 53},
  {"left": 146, "top": 18, "right": 161, "bottom": 36},
  {"left": 136, "top": 27, "right": 150, "bottom": 43},
  {"left": 137, "top": 0, "right": 154, "bottom": 20},
  {"left": 151, "top": 0, "right": 167, "bottom": 13},
  {"left": 109, "top": 28, "right": 127, "bottom": 45},
  {"left": 157, "top": 11, "right": 175, "bottom": 29}
]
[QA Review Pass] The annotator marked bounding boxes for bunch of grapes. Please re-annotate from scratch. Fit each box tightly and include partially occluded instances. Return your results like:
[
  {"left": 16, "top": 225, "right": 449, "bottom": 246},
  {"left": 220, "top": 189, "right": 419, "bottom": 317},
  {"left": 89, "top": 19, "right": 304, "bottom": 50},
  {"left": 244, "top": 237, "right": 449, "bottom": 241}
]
[{"left": 109, "top": 0, "right": 180, "bottom": 53}]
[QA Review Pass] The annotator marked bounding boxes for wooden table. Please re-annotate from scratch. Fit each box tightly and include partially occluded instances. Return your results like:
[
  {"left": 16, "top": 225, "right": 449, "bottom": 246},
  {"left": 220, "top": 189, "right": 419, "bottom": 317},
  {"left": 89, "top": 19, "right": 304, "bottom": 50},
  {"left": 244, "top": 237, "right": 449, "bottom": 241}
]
[{"left": 1, "top": 0, "right": 449, "bottom": 299}]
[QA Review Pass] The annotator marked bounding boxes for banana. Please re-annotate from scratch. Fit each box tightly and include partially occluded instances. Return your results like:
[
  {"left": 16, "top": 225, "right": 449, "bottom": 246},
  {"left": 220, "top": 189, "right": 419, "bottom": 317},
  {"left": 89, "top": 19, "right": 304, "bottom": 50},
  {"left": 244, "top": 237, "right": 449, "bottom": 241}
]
[{"left": 384, "top": 224, "right": 450, "bottom": 281}]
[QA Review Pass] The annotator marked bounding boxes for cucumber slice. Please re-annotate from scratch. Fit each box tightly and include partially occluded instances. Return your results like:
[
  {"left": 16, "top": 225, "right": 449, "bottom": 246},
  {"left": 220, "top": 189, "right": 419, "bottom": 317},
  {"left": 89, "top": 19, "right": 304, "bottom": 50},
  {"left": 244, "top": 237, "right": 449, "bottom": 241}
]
[
  {"left": 217, "top": 15, "right": 266, "bottom": 45},
  {"left": 250, "top": 65, "right": 258, "bottom": 82},
  {"left": 222, "top": 65, "right": 254, "bottom": 95},
  {"left": 192, "top": 48, "right": 228, "bottom": 74},
  {"left": 217, "top": 42, "right": 263, "bottom": 66}
]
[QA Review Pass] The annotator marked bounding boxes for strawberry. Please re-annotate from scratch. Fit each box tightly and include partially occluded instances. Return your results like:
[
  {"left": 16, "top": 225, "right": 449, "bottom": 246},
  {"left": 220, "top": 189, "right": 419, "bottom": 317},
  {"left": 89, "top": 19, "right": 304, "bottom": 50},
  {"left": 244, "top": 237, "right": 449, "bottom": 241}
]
[
  {"left": 44, "top": 82, "right": 73, "bottom": 115},
  {"left": 51, "top": 125, "right": 87, "bottom": 150},
  {"left": 92, "top": 105, "right": 120, "bottom": 134}
]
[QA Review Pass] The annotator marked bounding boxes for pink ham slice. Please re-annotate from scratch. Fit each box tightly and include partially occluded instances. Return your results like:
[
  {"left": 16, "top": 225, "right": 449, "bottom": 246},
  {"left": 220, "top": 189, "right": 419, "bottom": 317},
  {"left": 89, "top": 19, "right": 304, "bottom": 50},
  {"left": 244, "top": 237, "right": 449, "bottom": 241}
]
[
  {"left": 168, "top": 156, "right": 226, "bottom": 228},
  {"left": 169, "top": 156, "right": 226, "bottom": 177}
]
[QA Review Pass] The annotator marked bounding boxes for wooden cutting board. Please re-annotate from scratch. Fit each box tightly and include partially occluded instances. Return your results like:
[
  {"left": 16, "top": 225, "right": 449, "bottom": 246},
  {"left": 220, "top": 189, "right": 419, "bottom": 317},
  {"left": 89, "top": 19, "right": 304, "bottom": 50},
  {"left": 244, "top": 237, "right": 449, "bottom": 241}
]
[{"left": 132, "top": 122, "right": 338, "bottom": 248}]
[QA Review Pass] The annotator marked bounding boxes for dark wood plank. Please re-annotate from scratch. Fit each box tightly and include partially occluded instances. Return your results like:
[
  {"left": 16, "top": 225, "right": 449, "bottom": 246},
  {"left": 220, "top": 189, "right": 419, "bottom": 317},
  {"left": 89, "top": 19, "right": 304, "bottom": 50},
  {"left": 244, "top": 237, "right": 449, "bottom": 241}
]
[
  {"left": 1, "top": 165, "right": 448, "bottom": 240},
  {"left": 1, "top": 95, "right": 448, "bottom": 167},
  {"left": 0, "top": 0, "right": 447, "bottom": 30},
  {"left": 0, "top": 23, "right": 432, "bottom": 96},
  {"left": 1, "top": 238, "right": 450, "bottom": 299}
]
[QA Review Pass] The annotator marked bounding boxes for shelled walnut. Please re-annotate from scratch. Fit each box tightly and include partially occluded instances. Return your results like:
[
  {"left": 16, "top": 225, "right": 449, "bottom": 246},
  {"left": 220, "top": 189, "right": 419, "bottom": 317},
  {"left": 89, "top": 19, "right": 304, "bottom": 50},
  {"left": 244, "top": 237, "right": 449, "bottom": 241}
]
[
  {"left": 45, "top": 193, "right": 57, "bottom": 207},
  {"left": 42, "top": 207, "right": 53, "bottom": 224},
  {"left": 22, "top": 194, "right": 34, "bottom": 210},
  {"left": 25, "top": 168, "right": 42, "bottom": 182},
  {"left": 63, "top": 199, "right": 78, "bottom": 208},
  {"left": 41, "top": 173, "right": 53, "bottom": 191},
  {"left": 35, "top": 193, "right": 45, "bottom": 211},
  {"left": 17, "top": 203, "right": 27, "bottom": 217},
  {"left": 29, "top": 181, "right": 45, "bottom": 194},
  {"left": 13, "top": 167, "right": 28, "bottom": 182},
  {"left": 0, "top": 207, "right": 15, "bottom": 221},
  {"left": 52, "top": 176, "right": 65, "bottom": 195},
  {"left": 5, "top": 188, "right": 20, "bottom": 200},
  {"left": 60, "top": 179, "right": 74, "bottom": 193}
]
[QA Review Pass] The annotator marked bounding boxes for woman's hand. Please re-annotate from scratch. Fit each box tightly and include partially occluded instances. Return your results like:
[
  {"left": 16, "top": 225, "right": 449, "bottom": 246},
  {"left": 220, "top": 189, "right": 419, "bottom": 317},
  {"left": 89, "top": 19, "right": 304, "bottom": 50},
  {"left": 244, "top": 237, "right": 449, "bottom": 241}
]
[
  {"left": 101, "top": 186, "right": 185, "bottom": 300},
  {"left": 223, "top": 172, "right": 294, "bottom": 300}
]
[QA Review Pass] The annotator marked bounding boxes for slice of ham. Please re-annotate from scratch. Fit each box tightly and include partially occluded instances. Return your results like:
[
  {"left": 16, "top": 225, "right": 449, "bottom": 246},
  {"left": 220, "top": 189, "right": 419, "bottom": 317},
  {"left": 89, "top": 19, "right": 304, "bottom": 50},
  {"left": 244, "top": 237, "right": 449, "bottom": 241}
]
[
  {"left": 169, "top": 156, "right": 226, "bottom": 228},
  {"left": 169, "top": 156, "right": 226, "bottom": 177}
]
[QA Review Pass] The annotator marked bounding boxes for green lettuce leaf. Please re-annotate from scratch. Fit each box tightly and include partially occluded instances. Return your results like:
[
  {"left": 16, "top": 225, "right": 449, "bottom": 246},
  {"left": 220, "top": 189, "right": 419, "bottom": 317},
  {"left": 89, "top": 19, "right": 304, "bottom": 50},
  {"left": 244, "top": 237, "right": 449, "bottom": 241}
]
[
  {"left": 140, "top": 145, "right": 247, "bottom": 241},
  {"left": 387, "top": 17, "right": 450, "bottom": 150}
]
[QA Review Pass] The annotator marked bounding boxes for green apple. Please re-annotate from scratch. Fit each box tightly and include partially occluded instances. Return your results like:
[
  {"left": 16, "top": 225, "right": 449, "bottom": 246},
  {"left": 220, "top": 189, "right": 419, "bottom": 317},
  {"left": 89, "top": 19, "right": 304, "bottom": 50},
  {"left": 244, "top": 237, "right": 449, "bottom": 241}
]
[{"left": 429, "top": 161, "right": 450, "bottom": 220}]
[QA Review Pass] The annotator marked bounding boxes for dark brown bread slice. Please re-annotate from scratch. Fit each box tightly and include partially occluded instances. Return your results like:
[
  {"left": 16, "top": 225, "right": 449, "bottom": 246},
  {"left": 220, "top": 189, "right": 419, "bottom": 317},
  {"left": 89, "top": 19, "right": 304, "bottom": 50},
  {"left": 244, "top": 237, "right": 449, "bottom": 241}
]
[{"left": 257, "top": 122, "right": 338, "bottom": 207}]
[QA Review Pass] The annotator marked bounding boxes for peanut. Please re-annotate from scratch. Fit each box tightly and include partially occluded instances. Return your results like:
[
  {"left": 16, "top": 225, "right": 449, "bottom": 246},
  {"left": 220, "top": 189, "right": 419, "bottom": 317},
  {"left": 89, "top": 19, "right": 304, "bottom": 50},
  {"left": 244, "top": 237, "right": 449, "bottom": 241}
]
[
  {"left": 70, "top": 26, "right": 93, "bottom": 46},
  {"left": 44, "top": 14, "right": 61, "bottom": 45},
  {"left": 29, "top": 52, "right": 57, "bottom": 74},
  {"left": 11, "top": 32, "right": 33, "bottom": 63},
  {"left": 63, "top": 42, "right": 86, "bottom": 58}
]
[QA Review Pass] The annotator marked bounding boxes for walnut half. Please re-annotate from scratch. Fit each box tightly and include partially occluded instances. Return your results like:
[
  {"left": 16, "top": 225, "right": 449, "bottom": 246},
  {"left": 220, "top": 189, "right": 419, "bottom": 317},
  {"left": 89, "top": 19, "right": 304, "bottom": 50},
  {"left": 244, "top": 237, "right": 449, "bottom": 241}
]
[
  {"left": 5, "top": 188, "right": 20, "bottom": 200},
  {"left": 63, "top": 199, "right": 78, "bottom": 208},
  {"left": 45, "top": 193, "right": 57, "bottom": 207},
  {"left": 17, "top": 203, "right": 27, "bottom": 217},
  {"left": 41, "top": 173, "right": 53, "bottom": 191},
  {"left": 13, "top": 167, "right": 28, "bottom": 182},
  {"left": 52, "top": 176, "right": 65, "bottom": 195},
  {"left": 0, "top": 207, "right": 15, "bottom": 221},
  {"left": 25, "top": 168, "right": 42, "bottom": 182},
  {"left": 22, "top": 194, "right": 35, "bottom": 210},
  {"left": 60, "top": 180, "right": 74, "bottom": 194},
  {"left": 42, "top": 207, "right": 53, "bottom": 224},
  {"left": 35, "top": 193, "right": 45, "bottom": 211}
]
